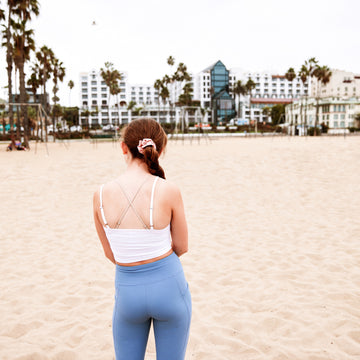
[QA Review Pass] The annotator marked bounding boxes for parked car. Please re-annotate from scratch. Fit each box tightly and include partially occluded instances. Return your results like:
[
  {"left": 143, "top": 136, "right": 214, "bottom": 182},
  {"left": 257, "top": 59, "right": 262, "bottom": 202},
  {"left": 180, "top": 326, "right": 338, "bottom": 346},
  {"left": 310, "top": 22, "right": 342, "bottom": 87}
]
[
  {"left": 70, "top": 125, "right": 82, "bottom": 132},
  {"left": 102, "top": 124, "right": 115, "bottom": 131}
]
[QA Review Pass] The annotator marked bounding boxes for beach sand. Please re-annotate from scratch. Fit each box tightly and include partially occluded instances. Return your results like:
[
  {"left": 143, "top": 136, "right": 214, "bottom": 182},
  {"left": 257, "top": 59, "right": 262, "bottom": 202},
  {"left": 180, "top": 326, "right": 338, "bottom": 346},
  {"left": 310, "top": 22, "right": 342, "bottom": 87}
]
[{"left": 1, "top": 136, "right": 360, "bottom": 360}]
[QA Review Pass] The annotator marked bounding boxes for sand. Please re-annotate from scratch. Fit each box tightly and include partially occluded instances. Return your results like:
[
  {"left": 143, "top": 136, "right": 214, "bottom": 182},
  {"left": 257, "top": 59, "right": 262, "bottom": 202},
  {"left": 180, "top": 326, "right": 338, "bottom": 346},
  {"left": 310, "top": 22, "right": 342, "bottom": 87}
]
[{"left": 0, "top": 135, "right": 360, "bottom": 360}]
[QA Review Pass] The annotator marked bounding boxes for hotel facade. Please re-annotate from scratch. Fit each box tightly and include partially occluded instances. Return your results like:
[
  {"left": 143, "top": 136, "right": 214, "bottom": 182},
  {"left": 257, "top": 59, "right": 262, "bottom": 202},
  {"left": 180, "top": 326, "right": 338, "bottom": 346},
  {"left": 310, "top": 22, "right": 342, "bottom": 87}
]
[{"left": 79, "top": 65, "right": 359, "bottom": 130}]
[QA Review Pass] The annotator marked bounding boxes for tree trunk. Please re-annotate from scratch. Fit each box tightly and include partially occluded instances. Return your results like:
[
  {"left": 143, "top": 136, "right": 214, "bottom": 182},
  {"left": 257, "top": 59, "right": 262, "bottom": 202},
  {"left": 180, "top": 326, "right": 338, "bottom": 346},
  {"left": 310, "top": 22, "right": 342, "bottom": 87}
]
[
  {"left": 19, "top": 60, "right": 30, "bottom": 149},
  {"left": 16, "top": 105, "right": 20, "bottom": 139},
  {"left": 6, "top": 14, "right": 15, "bottom": 148},
  {"left": 42, "top": 83, "right": 48, "bottom": 143},
  {"left": 314, "top": 79, "right": 321, "bottom": 137}
]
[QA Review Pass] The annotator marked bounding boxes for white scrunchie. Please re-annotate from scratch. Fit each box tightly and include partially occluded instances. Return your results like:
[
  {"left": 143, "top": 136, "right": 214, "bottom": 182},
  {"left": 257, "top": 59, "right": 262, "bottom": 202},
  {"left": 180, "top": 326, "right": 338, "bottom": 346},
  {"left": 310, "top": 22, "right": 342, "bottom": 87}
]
[{"left": 137, "top": 138, "right": 156, "bottom": 154}]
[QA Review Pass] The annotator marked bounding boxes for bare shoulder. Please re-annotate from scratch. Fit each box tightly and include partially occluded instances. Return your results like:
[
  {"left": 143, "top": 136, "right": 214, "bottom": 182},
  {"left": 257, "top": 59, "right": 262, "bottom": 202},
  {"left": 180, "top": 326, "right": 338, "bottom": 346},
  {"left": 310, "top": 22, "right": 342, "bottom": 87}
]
[
  {"left": 157, "top": 178, "right": 182, "bottom": 201},
  {"left": 93, "top": 187, "right": 100, "bottom": 203}
]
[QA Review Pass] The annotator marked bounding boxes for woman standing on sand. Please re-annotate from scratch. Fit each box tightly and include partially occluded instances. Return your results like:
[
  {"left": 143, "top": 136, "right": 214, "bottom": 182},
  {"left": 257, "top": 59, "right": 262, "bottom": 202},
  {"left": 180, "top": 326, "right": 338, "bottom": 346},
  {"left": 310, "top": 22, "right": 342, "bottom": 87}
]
[{"left": 93, "top": 118, "right": 191, "bottom": 360}]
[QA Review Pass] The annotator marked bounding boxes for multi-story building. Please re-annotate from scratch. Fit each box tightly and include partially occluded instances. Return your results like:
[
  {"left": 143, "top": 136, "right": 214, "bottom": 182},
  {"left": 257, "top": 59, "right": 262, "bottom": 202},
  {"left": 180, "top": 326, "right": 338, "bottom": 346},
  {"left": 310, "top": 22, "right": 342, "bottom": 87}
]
[
  {"left": 193, "top": 64, "right": 310, "bottom": 123},
  {"left": 310, "top": 69, "right": 360, "bottom": 99},
  {"left": 79, "top": 70, "right": 162, "bottom": 126},
  {"left": 285, "top": 97, "right": 359, "bottom": 134},
  {"left": 193, "top": 60, "right": 235, "bottom": 123}
]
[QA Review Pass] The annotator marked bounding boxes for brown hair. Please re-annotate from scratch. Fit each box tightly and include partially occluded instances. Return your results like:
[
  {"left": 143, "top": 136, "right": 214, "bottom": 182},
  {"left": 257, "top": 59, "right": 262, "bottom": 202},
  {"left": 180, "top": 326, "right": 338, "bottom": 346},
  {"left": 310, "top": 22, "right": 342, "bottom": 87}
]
[{"left": 122, "top": 118, "right": 167, "bottom": 179}]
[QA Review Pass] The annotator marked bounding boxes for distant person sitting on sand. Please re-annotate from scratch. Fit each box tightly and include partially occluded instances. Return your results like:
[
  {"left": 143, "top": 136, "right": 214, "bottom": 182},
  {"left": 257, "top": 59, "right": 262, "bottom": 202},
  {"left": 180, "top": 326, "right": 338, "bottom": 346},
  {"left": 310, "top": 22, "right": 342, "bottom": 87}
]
[
  {"left": 7, "top": 141, "right": 26, "bottom": 151},
  {"left": 93, "top": 118, "right": 191, "bottom": 360}
]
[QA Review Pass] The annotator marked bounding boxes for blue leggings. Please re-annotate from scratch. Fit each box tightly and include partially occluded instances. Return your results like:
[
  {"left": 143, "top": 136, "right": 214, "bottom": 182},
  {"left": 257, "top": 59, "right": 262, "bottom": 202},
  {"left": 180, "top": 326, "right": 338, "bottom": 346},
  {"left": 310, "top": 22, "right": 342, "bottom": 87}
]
[{"left": 113, "top": 252, "right": 192, "bottom": 360}]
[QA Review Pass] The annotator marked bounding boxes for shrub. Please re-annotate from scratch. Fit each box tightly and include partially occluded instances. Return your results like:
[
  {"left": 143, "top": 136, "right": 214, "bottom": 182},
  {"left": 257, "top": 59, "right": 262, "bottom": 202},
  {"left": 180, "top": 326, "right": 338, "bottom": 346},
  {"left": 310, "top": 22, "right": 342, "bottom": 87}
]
[
  {"left": 307, "top": 127, "right": 321, "bottom": 136},
  {"left": 320, "top": 122, "right": 329, "bottom": 134},
  {"left": 161, "top": 123, "right": 175, "bottom": 135}
]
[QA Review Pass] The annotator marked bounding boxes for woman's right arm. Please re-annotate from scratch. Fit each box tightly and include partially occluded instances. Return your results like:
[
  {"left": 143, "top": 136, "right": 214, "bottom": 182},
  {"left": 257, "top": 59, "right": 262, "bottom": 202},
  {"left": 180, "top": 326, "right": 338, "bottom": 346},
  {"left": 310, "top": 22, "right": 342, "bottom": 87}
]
[
  {"left": 169, "top": 184, "right": 188, "bottom": 257},
  {"left": 93, "top": 190, "right": 116, "bottom": 264}
]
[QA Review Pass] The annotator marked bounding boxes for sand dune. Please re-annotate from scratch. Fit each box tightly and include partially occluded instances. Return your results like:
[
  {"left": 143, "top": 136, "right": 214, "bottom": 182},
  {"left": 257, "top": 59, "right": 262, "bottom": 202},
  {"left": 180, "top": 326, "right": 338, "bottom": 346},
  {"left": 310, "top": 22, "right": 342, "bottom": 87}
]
[{"left": 1, "top": 136, "right": 359, "bottom": 359}]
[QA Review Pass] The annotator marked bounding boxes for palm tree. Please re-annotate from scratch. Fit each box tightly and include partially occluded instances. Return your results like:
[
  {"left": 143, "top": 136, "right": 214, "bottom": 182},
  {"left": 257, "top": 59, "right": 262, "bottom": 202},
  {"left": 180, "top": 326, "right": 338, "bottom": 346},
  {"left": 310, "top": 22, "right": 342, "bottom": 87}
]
[
  {"left": 35, "top": 45, "right": 55, "bottom": 141},
  {"left": 12, "top": 19, "right": 36, "bottom": 148},
  {"left": 51, "top": 57, "right": 65, "bottom": 140},
  {"left": 153, "top": 79, "right": 163, "bottom": 122},
  {"left": 14, "top": 0, "right": 39, "bottom": 148},
  {"left": 262, "top": 106, "right": 271, "bottom": 123},
  {"left": 285, "top": 67, "right": 297, "bottom": 135},
  {"left": 232, "top": 80, "right": 247, "bottom": 118},
  {"left": 3, "top": 0, "right": 16, "bottom": 147},
  {"left": 100, "top": 62, "right": 122, "bottom": 125},
  {"left": 245, "top": 78, "right": 256, "bottom": 130},
  {"left": 166, "top": 56, "right": 175, "bottom": 122},
  {"left": 159, "top": 85, "right": 170, "bottom": 123},
  {"left": 109, "top": 82, "right": 121, "bottom": 126},
  {"left": 35, "top": 45, "right": 54, "bottom": 110},
  {"left": 127, "top": 100, "right": 136, "bottom": 111},
  {"left": 298, "top": 57, "right": 318, "bottom": 135},
  {"left": 167, "top": 55, "right": 175, "bottom": 66},
  {"left": 313, "top": 65, "right": 332, "bottom": 135},
  {"left": 27, "top": 68, "right": 40, "bottom": 138},
  {"left": 68, "top": 80, "right": 74, "bottom": 106}
]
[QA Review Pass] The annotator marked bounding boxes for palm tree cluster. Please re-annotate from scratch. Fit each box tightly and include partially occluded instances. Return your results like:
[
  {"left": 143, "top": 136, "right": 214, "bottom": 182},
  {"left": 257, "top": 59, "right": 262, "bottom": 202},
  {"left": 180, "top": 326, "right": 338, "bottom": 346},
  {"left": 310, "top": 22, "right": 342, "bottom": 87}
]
[
  {"left": 1, "top": 1, "right": 71, "bottom": 148},
  {"left": 154, "top": 56, "right": 193, "bottom": 123},
  {"left": 100, "top": 62, "right": 122, "bottom": 125},
  {"left": 285, "top": 58, "right": 332, "bottom": 136},
  {"left": 232, "top": 78, "right": 256, "bottom": 120}
]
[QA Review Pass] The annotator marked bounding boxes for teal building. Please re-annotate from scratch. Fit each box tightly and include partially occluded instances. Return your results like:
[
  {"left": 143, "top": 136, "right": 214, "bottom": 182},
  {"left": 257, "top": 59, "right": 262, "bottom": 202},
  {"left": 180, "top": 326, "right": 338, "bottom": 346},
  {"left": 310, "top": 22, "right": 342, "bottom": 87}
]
[{"left": 204, "top": 61, "right": 235, "bottom": 124}]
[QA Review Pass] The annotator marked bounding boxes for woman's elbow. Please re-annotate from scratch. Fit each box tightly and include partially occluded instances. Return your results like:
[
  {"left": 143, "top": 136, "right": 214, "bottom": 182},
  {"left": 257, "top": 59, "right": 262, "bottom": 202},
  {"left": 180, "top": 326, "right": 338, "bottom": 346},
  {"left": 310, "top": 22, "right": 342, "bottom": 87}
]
[
  {"left": 104, "top": 250, "right": 115, "bottom": 264},
  {"left": 173, "top": 244, "right": 188, "bottom": 257}
]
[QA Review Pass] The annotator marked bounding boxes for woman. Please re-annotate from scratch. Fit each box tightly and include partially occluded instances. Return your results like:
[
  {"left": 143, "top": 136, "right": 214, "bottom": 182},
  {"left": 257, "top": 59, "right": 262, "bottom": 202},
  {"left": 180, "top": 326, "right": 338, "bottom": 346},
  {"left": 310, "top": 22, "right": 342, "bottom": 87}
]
[{"left": 93, "top": 118, "right": 191, "bottom": 360}]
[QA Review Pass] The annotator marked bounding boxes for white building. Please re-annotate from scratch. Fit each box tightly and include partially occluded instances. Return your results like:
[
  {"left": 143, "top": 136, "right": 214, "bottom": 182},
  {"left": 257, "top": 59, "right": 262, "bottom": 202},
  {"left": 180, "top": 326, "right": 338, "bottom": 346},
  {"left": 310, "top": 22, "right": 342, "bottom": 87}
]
[
  {"left": 79, "top": 70, "right": 161, "bottom": 126},
  {"left": 310, "top": 69, "right": 360, "bottom": 99},
  {"left": 285, "top": 97, "right": 359, "bottom": 134}
]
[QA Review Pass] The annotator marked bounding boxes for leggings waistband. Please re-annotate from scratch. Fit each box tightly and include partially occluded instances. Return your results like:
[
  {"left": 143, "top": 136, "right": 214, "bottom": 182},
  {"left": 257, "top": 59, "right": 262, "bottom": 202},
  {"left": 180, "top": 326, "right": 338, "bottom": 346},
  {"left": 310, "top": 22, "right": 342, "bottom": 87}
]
[{"left": 115, "top": 252, "right": 183, "bottom": 286}]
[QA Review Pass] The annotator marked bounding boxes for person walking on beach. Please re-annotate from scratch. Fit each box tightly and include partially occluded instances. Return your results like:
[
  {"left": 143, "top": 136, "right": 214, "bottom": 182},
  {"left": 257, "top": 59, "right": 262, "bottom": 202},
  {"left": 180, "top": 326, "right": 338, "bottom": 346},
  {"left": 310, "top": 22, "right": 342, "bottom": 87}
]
[{"left": 93, "top": 118, "right": 191, "bottom": 360}]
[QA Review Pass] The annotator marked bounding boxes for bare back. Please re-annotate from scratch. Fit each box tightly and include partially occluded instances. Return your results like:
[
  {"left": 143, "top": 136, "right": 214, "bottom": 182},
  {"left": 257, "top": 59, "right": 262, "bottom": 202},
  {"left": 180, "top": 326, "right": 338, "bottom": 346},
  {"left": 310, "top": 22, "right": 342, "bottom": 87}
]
[{"left": 100, "top": 175, "right": 172, "bottom": 230}]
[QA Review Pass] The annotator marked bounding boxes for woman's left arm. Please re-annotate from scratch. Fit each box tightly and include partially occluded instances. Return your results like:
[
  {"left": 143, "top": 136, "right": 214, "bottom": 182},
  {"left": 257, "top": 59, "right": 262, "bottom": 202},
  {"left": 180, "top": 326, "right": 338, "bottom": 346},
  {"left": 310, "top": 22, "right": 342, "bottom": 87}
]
[{"left": 93, "top": 190, "right": 116, "bottom": 264}]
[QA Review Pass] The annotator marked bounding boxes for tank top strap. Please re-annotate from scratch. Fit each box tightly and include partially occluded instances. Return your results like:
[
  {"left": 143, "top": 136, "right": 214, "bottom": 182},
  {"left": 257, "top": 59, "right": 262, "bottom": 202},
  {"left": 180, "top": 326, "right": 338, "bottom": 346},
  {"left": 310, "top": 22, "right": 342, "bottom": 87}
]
[
  {"left": 99, "top": 184, "right": 109, "bottom": 228},
  {"left": 149, "top": 177, "right": 159, "bottom": 230}
]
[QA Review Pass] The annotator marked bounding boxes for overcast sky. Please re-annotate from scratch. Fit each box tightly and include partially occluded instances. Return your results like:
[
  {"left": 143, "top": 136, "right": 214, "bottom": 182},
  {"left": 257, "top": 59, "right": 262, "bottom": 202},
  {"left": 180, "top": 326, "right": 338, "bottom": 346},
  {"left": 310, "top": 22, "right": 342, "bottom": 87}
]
[{"left": 1, "top": 0, "right": 359, "bottom": 106}]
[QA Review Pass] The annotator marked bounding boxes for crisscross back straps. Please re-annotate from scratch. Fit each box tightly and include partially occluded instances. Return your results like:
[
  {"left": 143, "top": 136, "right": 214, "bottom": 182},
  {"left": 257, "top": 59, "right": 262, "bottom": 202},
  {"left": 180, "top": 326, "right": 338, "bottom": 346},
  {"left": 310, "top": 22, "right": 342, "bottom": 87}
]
[
  {"left": 99, "top": 184, "right": 109, "bottom": 228},
  {"left": 150, "top": 177, "right": 159, "bottom": 230},
  {"left": 115, "top": 178, "right": 149, "bottom": 229}
]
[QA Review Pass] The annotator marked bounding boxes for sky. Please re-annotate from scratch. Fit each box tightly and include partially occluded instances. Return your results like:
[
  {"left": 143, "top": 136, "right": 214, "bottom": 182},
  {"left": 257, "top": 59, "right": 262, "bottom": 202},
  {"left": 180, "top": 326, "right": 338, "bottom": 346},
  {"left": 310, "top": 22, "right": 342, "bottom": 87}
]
[{"left": 1, "top": 0, "right": 359, "bottom": 107}]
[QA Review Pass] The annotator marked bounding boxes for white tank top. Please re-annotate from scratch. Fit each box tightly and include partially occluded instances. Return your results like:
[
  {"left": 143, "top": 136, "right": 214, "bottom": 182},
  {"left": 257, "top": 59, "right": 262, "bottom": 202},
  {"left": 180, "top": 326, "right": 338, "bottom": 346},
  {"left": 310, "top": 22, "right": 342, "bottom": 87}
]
[{"left": 99, "top": 177, "right": 172, "bottom": 263}]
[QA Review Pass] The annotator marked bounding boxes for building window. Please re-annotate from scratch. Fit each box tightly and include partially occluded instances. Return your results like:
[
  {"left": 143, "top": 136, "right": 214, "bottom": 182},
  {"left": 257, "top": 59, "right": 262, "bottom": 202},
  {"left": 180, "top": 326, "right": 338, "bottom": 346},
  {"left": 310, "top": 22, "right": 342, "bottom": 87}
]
[
  {"left": 82, "top": 95, "right": 88, "bottom": 99},
  {"left": 334, "top": 114, "right": 338, "bottom": 120},
  {"left": 81, "top": 82, "right": 87, "bottom": 86},
  {"left": 92, "top": 87, "right": 97, "bottom": 91},
  {"left": 92, "top": 94, "right": 97, "bottom": 98},
  {"left": 102, "top": 94, "right": 107, "bottom": 98},
  {"left": 101, "top": 87, "right": 107, "bottom": 91},
  {"left": 91, "top": 81, "right": 97, "bottom": 85}
]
